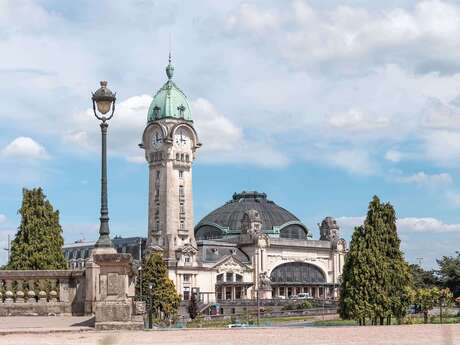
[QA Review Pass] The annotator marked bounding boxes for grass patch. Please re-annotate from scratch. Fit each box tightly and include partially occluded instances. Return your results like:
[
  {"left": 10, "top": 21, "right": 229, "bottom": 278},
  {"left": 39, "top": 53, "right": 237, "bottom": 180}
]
[
  {"left": 313, "top": 319, "right": 358, "bottom": 327},
  {"left": 313, "top": 315, "right": 460, "bottom": 327},
  {"left": 186, "top": 315, "right": 315, "bottom": 328}
]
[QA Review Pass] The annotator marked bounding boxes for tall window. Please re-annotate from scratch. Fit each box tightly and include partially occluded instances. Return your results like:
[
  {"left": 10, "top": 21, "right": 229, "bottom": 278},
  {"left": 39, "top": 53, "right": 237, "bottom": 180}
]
[
  {"left": 179, "top": 186, "right": 184, "bottom": 197},
  {"left": 180, "top": 220, "right": 185, "bottom": 230},
  {"left": 226, "top": 272, "right": 233, "bottom": 282},
  {"left": 179, "top": 170, "right": 183, "bottom": 179}
]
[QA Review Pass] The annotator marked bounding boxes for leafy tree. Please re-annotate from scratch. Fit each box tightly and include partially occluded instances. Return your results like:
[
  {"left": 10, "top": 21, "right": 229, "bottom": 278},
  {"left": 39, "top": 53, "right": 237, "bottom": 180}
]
[
  {"left": 414, "top": 287, "right": 453, "bottom": 323},
  {"left": 137, "top": 252, "right": 180, "bottom": 320},
  {"left": 7, "top": 188, "right": 67, "bottom": 270},
  {"left": 436, "top": 252, "right": 460, "bottom": 297},
  {"left": 410, "top": 264, "right": 439, "bottom": 289},
  {"left": 188, "top": 292, "right": 199, "bottom": 320}
]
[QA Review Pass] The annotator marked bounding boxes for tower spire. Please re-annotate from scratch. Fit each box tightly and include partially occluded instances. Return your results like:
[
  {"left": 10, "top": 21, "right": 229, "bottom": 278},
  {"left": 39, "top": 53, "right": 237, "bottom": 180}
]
[{"left": 166, "top": 52, "right": 174, "bottom": 80}]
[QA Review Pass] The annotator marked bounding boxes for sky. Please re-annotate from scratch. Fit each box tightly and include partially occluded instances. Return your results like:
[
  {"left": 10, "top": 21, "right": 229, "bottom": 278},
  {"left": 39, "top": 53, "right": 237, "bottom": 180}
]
[{"left": 1, "top": 0, "right": 460, "bottom": 268}]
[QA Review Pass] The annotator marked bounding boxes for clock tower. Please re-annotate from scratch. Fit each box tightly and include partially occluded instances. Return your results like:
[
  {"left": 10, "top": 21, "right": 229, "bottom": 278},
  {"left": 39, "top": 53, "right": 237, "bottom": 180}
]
[{"left": 141, "top": 55, "right": 201, "bottom": 263}]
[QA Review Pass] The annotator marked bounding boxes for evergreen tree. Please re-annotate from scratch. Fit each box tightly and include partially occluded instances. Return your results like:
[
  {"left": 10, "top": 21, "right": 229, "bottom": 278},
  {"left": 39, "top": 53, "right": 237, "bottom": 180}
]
[
  {"left": 380, "top": 201, "right": 412, "bottom": 323},
  {"left": 138, "top": 252, "right": 180, "bottom": 320},
  {"left": 7, "top": 188, "right": 67, "bottom": 270},
  {"left": 339, "top": 225, "right": 370, "bottom": 324},
  {"left": 339, "top": 196, "right": 412, "bottom": 325}
]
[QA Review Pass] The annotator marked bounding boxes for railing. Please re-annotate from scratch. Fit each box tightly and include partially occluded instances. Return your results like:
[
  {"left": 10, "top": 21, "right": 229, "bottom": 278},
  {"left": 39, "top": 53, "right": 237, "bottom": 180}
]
[
  {"left": 0, "top": 270, "right": 85, "bottom": 316},
  {"left": 216, "top": 298, "right": 339, "bottom": 308}
]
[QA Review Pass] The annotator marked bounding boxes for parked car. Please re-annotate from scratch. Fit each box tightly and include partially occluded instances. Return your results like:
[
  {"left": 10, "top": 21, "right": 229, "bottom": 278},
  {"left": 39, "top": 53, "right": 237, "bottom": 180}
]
[
  {"left": 296, "top": 293, "right": 313, "bottom": 300},
  {"left": 274, "top": 295, "right": 286, "bottom": 299}
]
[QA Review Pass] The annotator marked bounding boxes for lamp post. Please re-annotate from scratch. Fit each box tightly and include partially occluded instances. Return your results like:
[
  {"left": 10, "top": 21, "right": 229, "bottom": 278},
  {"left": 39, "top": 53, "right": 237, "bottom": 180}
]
[
  {"left": 148, "top": 282, "right": 154, "bottom": 329},
  {"left": 91, "top": 81, "right": 116, "bottom": 249},
  {"left": 138, "top": 266, "right": 143, "bottom": 300}
]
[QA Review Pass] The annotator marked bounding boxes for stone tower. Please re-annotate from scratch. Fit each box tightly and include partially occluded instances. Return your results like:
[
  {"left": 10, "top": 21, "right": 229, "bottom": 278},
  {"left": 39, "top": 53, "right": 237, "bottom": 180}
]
[{"left": 141, "top": 55, "right": 201, "bottom": 262}]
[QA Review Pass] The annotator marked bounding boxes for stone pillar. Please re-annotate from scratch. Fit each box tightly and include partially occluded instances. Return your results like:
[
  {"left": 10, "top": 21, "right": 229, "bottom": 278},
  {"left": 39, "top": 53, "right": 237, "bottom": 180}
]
[
  {"left": 89, "top": 251, "right": 143, "bottom": 330},
  {"left": 59, "top": 278, "right": 70, "bottom": 303},
  {"left": 85, "top": 258, "right": 101, "bottom": 315}
]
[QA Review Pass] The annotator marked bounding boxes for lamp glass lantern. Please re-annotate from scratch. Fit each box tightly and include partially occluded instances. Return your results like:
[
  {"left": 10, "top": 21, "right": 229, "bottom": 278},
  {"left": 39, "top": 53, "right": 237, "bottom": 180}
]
[{"left": 92, "top": 81, "right": 116, "bottom": 119}]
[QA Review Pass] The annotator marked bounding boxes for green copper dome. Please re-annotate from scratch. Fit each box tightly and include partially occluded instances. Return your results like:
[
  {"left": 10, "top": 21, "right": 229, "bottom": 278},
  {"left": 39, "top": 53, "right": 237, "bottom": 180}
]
[{"left": 147, "top": 55, "right": 192, "bottom": 122}]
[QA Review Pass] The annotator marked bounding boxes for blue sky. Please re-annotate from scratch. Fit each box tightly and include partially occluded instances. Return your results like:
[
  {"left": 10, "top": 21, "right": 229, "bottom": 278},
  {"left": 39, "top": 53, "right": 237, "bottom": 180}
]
[{"left": 2, "top": 0, "right": 460, "bottom": 268}]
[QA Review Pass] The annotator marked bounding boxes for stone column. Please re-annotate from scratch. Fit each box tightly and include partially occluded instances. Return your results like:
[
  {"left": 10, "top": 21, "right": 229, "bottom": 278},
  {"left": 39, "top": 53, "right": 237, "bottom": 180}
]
[{"left": 84, "top": 258, "right": 100, "bottom": 315}]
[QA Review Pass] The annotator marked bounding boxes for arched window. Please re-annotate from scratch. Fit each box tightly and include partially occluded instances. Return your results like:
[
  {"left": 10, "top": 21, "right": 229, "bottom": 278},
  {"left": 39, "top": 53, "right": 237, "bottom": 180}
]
[
  {"left": 195, "top": 225, "right": 224, "bottom": 240},
  {"left": 270, "top": 262, "right": 326, "bottom": 284},
  {"left": 279, "top": 224, "right": 308, "bottom": 240}
]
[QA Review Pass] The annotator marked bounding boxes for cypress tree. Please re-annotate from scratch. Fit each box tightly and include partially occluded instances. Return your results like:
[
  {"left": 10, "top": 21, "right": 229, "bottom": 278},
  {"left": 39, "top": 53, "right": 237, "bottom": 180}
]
[
  {"left": 7, "top": 188, "right": 67, "bottom": 270},
  {"left": 138, "top": 252, "right": 180, "bottom": 320},
  {"left": 339, "top": 225, "right": 369, "bottom": 323},
  {"left": 380, "top": 201, "right": 412, "bottom": 323},
  {"left": 340, "top": 196, "right": 412, "bottom": 325}
]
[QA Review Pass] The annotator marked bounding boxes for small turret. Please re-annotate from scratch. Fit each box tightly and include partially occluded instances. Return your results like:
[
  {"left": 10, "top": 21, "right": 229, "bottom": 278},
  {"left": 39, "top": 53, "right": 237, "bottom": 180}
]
[{"left": 319, "top": 216, "right": 340, "bottom": 242}]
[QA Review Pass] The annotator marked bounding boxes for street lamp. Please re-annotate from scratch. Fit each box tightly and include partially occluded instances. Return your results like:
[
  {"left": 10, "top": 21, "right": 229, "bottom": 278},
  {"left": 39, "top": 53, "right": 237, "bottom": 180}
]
[
  {"left": 91, "top": 81, "right": 116, "bottom": 249},
  {"left": 148, "top": 282, "right": 154, "bottom": 329},
  {"left": 138, "top": 266, "right": 143, "bottom": 300}
]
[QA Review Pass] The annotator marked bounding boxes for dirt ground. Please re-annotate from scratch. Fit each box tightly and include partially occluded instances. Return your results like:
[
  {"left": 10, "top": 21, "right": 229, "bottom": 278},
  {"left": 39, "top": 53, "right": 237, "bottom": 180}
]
[{"left": 0, "top": 324, "right": 459, "bottom": 345}]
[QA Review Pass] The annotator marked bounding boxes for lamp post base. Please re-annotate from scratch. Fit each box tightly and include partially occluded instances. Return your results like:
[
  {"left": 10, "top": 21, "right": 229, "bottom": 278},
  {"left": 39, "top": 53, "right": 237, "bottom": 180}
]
[{"left": 91, "top": 246, "right": 117, "bottom": 256}]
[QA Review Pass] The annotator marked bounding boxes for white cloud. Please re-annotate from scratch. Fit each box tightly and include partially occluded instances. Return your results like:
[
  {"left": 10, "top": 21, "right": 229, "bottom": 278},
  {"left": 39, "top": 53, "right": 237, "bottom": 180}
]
[
  {"left": 385, "top": 149, "right": 404, "bottom": 162},
  {"left": 226, "top": 1, "right": 460, "bottom": 76},
  {"left": 328, "top": 109, "right": 389, "bottom": 132},
  {"left": 325, "top": 149, "right": 376, "bottom": 175},
  {"left": 63, "top": 94, "right": 150, "bottom": 163},
  {"left": 192, "top": 98, "right": 243, "bottom": 153},
  {"left": 0, "top": 214, "right": 6, "bottom": 224},
  {"left": 392, "top": 171, "right": 452, "bottom": 188},
  {"left": 398, "top": 217, "right": 460, "bottom": 233},
  {"left": 1, "top": 137, "right": 50, "bottom": 160},
  {"left": 423, "top": 130, "right": 460, "bottom": 166},
  {"left": 337, "top": 215, "right": 460, "bottom": 233},
  {"left": 65, "top": 95, "right": 287, "bottom": 168}
]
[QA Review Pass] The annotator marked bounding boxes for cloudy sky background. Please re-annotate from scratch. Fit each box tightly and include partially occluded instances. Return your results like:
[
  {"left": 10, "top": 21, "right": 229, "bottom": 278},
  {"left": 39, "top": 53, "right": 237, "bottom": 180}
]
[{"left": 2, "top": 0, "right": 460, "bottom": 268}]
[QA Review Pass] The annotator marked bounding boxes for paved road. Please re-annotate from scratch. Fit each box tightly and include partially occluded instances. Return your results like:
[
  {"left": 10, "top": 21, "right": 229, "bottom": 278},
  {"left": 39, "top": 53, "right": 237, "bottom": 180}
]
[
  {"left": 0, "top": 316, "right": 94, "bottom": 333},
  {"left": 1, "top": 324, "right": 459, "bottom": 345}
]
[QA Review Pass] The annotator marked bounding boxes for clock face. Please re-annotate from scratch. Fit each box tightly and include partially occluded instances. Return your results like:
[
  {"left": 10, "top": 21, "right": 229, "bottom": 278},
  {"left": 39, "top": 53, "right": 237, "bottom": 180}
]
[
  {"left": 151, "top": 129, "right": 163, "bottom": 150},
  {"left": 174, "top": 128, "right": 191, "bottom": 149}
]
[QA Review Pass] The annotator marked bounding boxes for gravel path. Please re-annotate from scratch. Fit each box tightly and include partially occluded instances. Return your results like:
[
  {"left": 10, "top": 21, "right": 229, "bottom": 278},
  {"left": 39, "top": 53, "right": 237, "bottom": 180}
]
[{"left": 0, "top": 324, "right": 459, "bottom": 345}]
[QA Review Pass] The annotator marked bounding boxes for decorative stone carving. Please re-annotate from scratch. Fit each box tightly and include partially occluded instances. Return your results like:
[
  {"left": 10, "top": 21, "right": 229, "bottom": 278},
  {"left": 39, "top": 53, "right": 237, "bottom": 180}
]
[
  {"left": 107, "top": 273, "right": 121, "bottom": 296},
  {"left": 180, "top": 243, "right": 198, "bottom": 255},
  {"left": 258, "top": 272, "right": 271, "bottom": 290},
  {"left": 27, "top": 290, "right": 36, "bottom": 303},
  {"left": 216, "top": 256, "right": 251, "bottom": 274},
  {"left": 134, "top": 300, "right": 146, "bottom": 315},
  {"left": 5, "top": 290, "right": 14, "bottom": 304},
  {"left": 49, "top": 290, "right": 58, "bottom": 302},
  {"left": 241, "top": 209, "right": 263, "bottom": 240},
  {"left": 15, "top": 290, "right": 25, "bottom": 303},
  {"left": 38, "top": 290, "right": 47, "bottom": 303}
]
